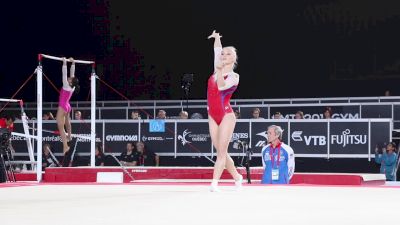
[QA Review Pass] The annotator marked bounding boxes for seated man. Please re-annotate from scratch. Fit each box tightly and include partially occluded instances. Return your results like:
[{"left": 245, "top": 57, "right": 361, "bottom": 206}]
[
  {"left": 273, "top": 111, "right": 283, "bottom": 119},
  {"left": 120, "top": 142, "right": 139, "bottom": 166},
  {"left": 156, "top": 110, "right": 167, "bottom": 119},
  {"left": 179, "top": 111, "right": 189, "bottom": 119},
  {"left": 251, "top": 108, "right": 263, "bottom": 119},
  {"left": 261, "top": 125, "right": 295, "bottom": 184},
  {"left": 294, "top": 111, "right": 304, "bottom": 119},
  {"left": 0, "top": 115, "right": 15, "bottom": 132},
  {"left": 190, "top": 113, "right": 203, "bottom": 119},
  {"left": 323, "top": 107, "right": 332, "bottom": 119},
  {"left": 74, "top": 110, "right": 82, "bottom": 120},
  {"left": 130, "top": 110, "right": 141, "bottom": 120},
  {"left": 136, "top": 141, "right": 159, "bottom": 166}
]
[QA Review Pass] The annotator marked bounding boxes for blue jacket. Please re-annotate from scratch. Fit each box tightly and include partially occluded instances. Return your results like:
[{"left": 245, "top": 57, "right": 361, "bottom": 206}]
[
  {"left": 375, "top": 151, "right": 397, "bottom": 181},
  {"left": 261, "top": 142, "right": 295, "bottom": 184}
]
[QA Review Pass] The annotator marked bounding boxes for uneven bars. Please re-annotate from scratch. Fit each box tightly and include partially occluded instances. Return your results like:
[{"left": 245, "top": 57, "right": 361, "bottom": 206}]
[
  {"left": 5, "top": 161, "right": 37, "bottom": 165},
  {"left": 12, "top": 132, "right": 38, "bottom": 140},
  {"left": 0, "top": 98, "right": 21, "bottom": 103},
  {"left": 13, "top": 131, "right": 91, "bottom": 140},
  {"left": 28, "top": 127, "right": 92, "bottom": 140},
  {"left": 68, "top": 134, "right": 92, "bottom": 140},
  {"left": 40, "top": 54, "right": 95, "bottom": 65}
]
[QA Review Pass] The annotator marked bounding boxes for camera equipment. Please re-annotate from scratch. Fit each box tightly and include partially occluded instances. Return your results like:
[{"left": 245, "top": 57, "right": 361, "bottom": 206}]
[
  {"left": 181, "top": 74, "right": 194, "bottom": 110},
  {"left": 233, "top": 139, "right": 252, "bottom": 184},
  {"left": 0, "top": 128, "right": 15, "bottom": 182},
  {"left": 0, "top": 128, "right": 11, "bottom": 149}
]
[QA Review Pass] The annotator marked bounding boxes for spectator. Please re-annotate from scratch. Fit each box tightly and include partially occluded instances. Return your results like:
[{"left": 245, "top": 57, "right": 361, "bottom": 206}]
[
  {"left": 375, "top": 142, "right": 398, "bottom": 181},
  {"left": 157, "top": 110, "right": 167, "bottom": 119},
  {"left": 43, "top": 112, "right": 55, "bottom": 120},
  {"left": 273, "top": 112, "right": 283, "bottom": 119},
  {"left": 261, "top": 125, "right": 295, "bottom": 184},
  {"left": 234, "top": 109, "right": 241, "bottom": 119},
  {"left": 136, "top": 141, "right": 160, "bottom": 166},
  {"left": 295, "top": 111, "right": 304, "bottom": 119},
  {"left": 384, "top": 90, "right": 391, "bottom": 96},
  {"left": 42, "top": 143, "right": 61, "bottom": 170},
  {"left": 323, "top": 107, "right": 332, "bottom": 119},
  {"left": 179, "top": 111, "right": 189, "bottom": 119},
  {"left": 190, "top": 112, "right": 203, "bottom": 119},
  {"left": 131, "top": 110, "right": 140, "bottom": 120},
  {"left": 251, "top": 108, "right": 263, "bottom": 119},
  {"left": 95, "top": 144, "right": 105, "bottom": 166},
  {"left": 120, "top": 142, "right": 139, "bottom": 166},
  {"left": 74, "top": 110, "right": 82, "bottom": 120},
  {"left": 0, "top": 115, "right": 15, "bottom": 132}
]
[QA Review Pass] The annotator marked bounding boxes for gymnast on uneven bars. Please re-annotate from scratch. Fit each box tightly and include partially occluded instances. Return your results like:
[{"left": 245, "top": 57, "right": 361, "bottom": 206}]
[{"left": 56, "top": 57, "right": 80, "bottom": 154}]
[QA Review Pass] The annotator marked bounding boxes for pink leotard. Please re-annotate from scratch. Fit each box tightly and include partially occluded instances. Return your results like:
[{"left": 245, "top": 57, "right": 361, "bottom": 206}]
[
  {"left": 58, "top": 63, "right": 75, "bottom": 113},
  {"left": 59, "top": 88, "right": 73, "bottom": 113}
]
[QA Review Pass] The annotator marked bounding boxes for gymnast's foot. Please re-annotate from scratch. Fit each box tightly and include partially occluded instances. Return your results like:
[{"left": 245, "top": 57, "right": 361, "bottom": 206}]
[
  {"left": 63, "top": 146, "right": 70, "bottom": 154},
  {"left": 235, "top": 174, "right": 243, "bottom": 191},
  {"left": 210, "top": 179, "right": 220, "bottom": 192}
]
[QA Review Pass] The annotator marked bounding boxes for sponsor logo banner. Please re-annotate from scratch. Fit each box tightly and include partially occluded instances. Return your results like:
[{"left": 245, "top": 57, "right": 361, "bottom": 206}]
[
  {"left": 177, "top": 123, "right": 211, "bottom": 154},
  {"left": 290, "top": 122, "right": 328, "bottom": 154},
  {"left": 329, "top": 122, "right": 368, "bottom": 154},
  {"left": 104, "top": 122, "right": 139, "bottom": 153},
  {"left": 141, "top": 122, "right": 174, "bottom": 153}
]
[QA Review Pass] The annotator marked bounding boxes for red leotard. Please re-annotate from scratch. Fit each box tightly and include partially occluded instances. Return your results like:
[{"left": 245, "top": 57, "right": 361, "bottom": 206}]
[{"left": 207, "top": 74, "right": 237, "bottom": 125}]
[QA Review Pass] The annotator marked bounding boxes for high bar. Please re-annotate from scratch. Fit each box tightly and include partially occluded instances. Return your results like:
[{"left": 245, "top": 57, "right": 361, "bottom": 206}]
[
  {"left": 40, "top": 54, "right": 95, "bottom": 65},
  {"left": 0, "top": 98, "right": 21, "bottom": 103}
]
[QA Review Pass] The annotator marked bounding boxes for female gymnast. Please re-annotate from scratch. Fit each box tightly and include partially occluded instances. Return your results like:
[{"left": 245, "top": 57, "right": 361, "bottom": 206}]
[
  {"left": 207, "top": 30, "right": 242, "bottom": 191},
  {"left": 56, "top": 57, "right": 80, "bottom": 153}
]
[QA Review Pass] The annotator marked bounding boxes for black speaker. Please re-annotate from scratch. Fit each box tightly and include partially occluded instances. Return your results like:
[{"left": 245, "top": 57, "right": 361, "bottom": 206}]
[
  {"left": 104, "top": 155, "right": 119, "bottom": 166},
  {"left": 0, "top": 128, "right": 11, "bottom": 183},
  {"left": 0, "top": 155, "right": 6, "bottom": 183}
]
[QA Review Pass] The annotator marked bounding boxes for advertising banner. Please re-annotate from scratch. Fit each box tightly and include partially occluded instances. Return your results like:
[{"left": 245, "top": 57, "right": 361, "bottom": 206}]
[
  {"left": 176, "top": 122, "right": 211, "bottom": 154},
  {"left": 329, "top": 122, "right": 369, "bottom": 155},
  {"left": 141, "top": 121, "right": 174, "bottom": 153},
  {"left": 104, "top": 122, "right": 139, "bottom": 153},
  {"left": 289, "top": 122, "right": 328, "bottom": 155}
]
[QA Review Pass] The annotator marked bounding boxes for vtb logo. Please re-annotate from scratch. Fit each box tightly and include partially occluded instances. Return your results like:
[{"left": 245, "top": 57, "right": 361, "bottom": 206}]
[{"left": 291, "top": 131, "right": 326, "bottom": 146}]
